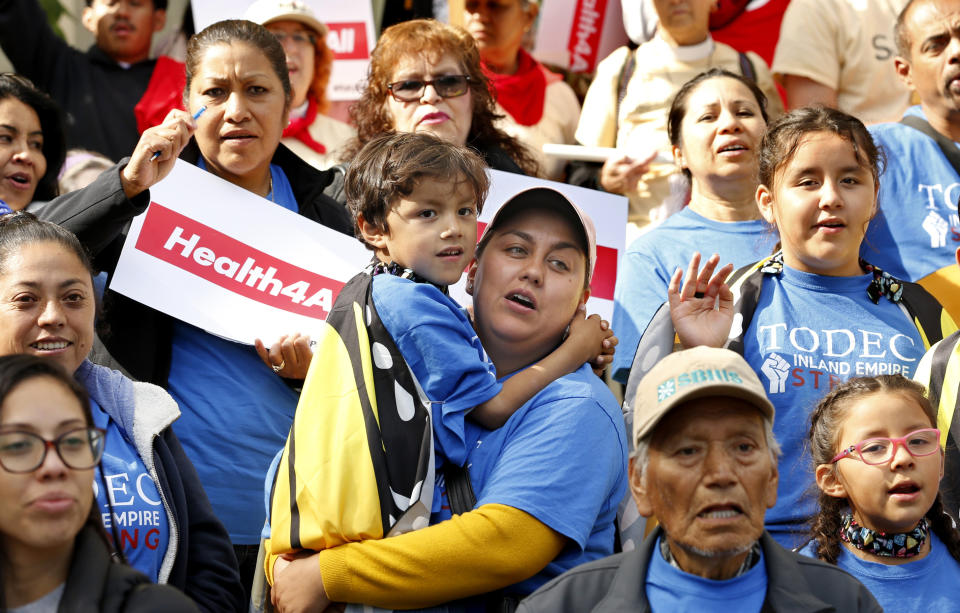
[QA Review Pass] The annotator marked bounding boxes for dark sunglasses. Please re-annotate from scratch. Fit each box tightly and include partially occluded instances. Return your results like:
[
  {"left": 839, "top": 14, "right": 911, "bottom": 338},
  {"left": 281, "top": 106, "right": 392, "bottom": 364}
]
[{"left": 387, "top": 75, "right": 472, "bottom": 102}]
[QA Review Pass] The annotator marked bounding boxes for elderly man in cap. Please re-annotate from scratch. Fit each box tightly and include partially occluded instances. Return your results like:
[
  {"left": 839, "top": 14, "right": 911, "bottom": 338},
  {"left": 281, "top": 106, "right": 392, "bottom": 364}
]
[{"left": 518, "top": 347, "right": 881, "bottom": 612}]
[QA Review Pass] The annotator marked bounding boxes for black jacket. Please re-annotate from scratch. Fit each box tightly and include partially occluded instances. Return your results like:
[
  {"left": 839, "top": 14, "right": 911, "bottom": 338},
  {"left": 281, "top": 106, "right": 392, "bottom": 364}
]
[
  {"left": 0, "top": 0, "right": 157, "bottom": 161},
  {"left": 60, "top": 526, "right": 199, "bottom": 612},
  {"left": 517, "top": 529, "right": 883, "bottom": 613}
]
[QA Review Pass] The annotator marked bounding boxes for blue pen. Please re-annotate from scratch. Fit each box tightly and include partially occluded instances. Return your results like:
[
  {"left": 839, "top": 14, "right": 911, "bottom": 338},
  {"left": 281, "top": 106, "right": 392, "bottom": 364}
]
[{"left": 150, "top": 105, "right": 207, "bottom": 161}]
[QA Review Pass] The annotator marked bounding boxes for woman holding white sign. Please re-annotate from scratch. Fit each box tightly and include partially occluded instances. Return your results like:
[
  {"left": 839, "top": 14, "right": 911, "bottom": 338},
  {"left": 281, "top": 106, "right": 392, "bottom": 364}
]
[
  {"left": 92, "top": 18, "right": 355, "bottom": 598},
  {"left": 0, "top": 214, "right": 243, "bottom": 611}
]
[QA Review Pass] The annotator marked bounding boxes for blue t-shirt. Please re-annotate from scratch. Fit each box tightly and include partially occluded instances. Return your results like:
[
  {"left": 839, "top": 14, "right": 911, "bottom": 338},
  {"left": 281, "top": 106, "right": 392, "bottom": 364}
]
[
  {"left": 612, "top": 207, "right": 777, "bottom": 383},
  {"left": 799, "top": 532, "right": 960, "bottom": 612},
  {"left": 197, "top": 158, "right": 299, "bottom": 214},
  {"left": 372, "top": 274, "right": 501, "bottom": 468},
  {"left": 90, "top": 398, "right": 169, "bottom": 580},
  {"left": 440, "top": 363, "right": 628, "bottom": 594},
  {"left": 743, "top": 266, "right": 925, "bottom": 546},
  {"left": 169, "top": 161, "right": 300, "bottom": 544},
  {"left": 646, "top": 536, "right": 767, "bottom": 613},
  {"left": 867, "top": 107, "right": 960, "bottom": 314}
]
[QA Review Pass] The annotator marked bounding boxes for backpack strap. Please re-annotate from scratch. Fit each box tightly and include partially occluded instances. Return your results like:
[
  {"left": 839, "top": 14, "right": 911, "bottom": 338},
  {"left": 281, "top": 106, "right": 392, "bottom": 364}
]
[
  {"left": 725, "top": 253, "right": 783, "bottom": 355},
  {"left": 917, "top": 332, "right": 960, "bottom": 518},
  {"left": 615, "top": 48, "right": 637, "bottom": 129},
  {"left": 443, "top": 462, "right": 477, "bottom": 516},
  {"left": 738, "top": 51, "right": 757, "bottom": 83},
  {"left": 900, "top": 115, "right": 960, "bottom": 178}
]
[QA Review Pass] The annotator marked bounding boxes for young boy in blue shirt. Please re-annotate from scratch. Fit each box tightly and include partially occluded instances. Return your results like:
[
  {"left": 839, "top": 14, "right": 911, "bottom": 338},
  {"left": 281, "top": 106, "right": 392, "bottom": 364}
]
[{"left": 266, "top": 132, "right": 610, "bottom": 576}]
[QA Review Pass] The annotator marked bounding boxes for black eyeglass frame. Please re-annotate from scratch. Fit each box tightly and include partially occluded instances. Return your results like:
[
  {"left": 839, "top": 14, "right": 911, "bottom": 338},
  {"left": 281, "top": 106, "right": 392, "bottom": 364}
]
[
  {"left": 0, "top": 426, "right": 106, "bottom": 473},
  {"left": 386, "top": 75, "right": 473, "bottom": 102}
]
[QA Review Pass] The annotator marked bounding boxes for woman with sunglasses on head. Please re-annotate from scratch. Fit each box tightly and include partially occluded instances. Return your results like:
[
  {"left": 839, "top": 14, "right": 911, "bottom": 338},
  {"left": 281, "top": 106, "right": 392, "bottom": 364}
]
[
  {"left": 0, "top": 213, "right": 244, "bottom": 612},
  {"left": 0, "top": 354, "right": 199, "bottom": 611},
  {"left": 800, "top": 375, "right": 960, "bottom": 612},
  {"left": 342, "top": 18, "right": 539, "bottom": 178}
]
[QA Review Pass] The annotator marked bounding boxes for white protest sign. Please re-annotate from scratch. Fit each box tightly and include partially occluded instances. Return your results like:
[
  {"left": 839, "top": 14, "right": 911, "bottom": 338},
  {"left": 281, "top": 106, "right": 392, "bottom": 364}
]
[
  {"left": 110, "top": 164, "right": 625, "bottom": 345},
  {"left": 532, "top": 0, "right": 630, "bottom": 73},
  {"left": 109, "top": 160, "right": 371, "bottom": 345},
  {"left": 450, "top": 170, "right": 628, "bottom": 322},
  {"left": 191, "top": 0, "right": 375, "bottom": 100}
]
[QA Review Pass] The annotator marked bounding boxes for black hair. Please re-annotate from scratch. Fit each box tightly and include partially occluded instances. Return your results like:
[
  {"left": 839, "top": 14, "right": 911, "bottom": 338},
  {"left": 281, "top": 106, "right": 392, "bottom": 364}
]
[
  {"left": 0, "top": 74, "right": 66, "bottom": 203},
  {"left": 85, "top": 0, "right": 168, "bottom": 9},
  {"left": 184, "top": 19, "right": 291, "bottom": 108},
  {"left": 758, "top": 106, "right": 884, "bottom": 191},
  {"left": 667, "top": 68, "right": 770, "bottom": 180},
  {"left": 0, "top": 355, "right": 119, "bottom": 609},
  {"left": 0, "top": 212, "right": 93, "bottom": 281},
  {"left": 345, "top": 132, "right": 489, "bottom": 250},
  {"left": 895, "top": 0, "right": 920, "bottom": 58}
]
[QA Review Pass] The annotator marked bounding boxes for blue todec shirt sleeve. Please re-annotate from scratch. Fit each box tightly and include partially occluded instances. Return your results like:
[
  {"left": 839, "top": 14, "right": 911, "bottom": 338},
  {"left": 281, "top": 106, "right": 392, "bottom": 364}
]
[
  {"left": 612, "top": 245, "right": 673, "bottom": 383},
  {"left": 372, "top": 275, "right": 501, "bottom": 466}
]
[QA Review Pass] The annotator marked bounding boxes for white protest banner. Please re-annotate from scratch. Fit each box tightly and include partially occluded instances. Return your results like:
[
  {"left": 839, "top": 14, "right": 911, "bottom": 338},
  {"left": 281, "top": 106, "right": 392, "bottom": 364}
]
[
  {"left": 532, "top": 0, "right": 630, "bottom": 73},
  {"left": 450, "top": 170, "right": 628, "bottom": 322},
  {"left": 191, "top": 0, "right": 375, "bottom": 100},
  {"left": 109, "top": 160, "right": 371, "bottom": 346}
]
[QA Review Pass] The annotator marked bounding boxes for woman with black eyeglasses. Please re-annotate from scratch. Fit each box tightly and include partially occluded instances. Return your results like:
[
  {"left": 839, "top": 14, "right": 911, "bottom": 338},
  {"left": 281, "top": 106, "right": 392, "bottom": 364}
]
[
  {"left": 0, "top": 214, "right": 243, "bottom": 612},
  {"left": 342, "top": 18, "right": 540, "bottom": 177},
  {"left": 0, "top": 354, "right": 199, "bottom": 612}
]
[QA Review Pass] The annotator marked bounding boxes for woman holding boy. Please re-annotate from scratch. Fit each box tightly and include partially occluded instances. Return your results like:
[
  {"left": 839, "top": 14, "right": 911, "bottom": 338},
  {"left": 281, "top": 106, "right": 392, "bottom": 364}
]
[{"left": 269, "top": 135, "right": 627, "bottom": 611}]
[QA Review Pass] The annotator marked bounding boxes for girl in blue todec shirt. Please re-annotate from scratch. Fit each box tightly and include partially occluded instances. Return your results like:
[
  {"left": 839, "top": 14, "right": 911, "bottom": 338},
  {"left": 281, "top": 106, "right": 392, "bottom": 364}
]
[
  {"left": 658, "top": 107, "right": 956, "bottom": 547},
  {"left": 801, "top": 375, "right": 960, "bottom": 612}
]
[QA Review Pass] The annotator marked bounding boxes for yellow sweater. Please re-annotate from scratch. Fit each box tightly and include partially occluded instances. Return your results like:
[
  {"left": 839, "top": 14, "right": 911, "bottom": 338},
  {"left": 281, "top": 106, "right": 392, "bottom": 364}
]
[{"left": 268, "top": 504, "right": 565, "bottom": 609}]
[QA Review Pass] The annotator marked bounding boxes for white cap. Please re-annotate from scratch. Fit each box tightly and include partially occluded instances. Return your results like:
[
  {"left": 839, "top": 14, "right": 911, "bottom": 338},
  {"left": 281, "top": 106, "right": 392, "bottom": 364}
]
[{"left": 244, "top": 0, "right": 328, "bottom": 37}]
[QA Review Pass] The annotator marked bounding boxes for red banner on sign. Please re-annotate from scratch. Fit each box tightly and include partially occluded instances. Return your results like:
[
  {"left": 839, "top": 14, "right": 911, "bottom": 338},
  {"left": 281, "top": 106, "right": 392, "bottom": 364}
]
[
  {"left": 135, "top": 204, "right": 345, "bottom": 319},
  {"left": 568, "top": 0, "right": 609, "bottom": 73},
  {"left": 326, "top": 22, "right": 370, "bottom": 60}
]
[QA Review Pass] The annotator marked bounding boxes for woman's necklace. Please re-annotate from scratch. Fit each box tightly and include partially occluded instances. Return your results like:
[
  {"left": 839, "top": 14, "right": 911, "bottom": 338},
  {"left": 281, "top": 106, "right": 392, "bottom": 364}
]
[
  {"left": 266, "top": 172, "right": 275, "bottom": 203},
  {"left": 839, "top": 512, "right": 928, "bottom": 558}
]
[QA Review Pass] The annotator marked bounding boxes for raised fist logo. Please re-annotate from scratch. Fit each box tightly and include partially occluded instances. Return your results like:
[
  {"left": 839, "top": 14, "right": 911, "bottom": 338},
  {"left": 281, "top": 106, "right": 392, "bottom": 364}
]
[
  {"left": 760, "top": 353, "right": 790, "bottom": 394},
  {"left": 923, "top": 211, "right": 949, "bottom": 248}
]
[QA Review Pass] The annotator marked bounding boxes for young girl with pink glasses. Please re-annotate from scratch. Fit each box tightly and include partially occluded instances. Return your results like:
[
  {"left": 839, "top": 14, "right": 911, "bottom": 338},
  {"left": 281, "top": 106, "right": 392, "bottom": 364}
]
[{"left": 801, "top": 375, "right": 960, "bottom": 611}]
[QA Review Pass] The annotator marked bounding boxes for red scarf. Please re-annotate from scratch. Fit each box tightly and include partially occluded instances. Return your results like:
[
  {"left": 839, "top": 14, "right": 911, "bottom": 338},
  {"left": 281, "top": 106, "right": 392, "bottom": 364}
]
[
  {"left": 135, "top": 56, "right": 186, "bottom": 134},
  {"left": 282, "top": 96, "right": 327, "bottom": 154},
  {"left": 483, "top": 49, "right": 562, "bottom": 127}
]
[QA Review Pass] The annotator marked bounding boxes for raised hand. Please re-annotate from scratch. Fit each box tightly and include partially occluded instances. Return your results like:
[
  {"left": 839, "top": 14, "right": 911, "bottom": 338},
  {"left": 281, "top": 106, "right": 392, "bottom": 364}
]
[{"left": 667, "top": 252, "right": 735, "bottom": 349}]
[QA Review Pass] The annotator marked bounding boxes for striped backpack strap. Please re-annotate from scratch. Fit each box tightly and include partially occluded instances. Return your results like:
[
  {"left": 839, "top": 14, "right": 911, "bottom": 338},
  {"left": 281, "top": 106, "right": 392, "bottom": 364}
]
[
  {"left": 897, "top": 281, "right": 958, "bottom": 349},
  {"left": 725, "top": 253, "right": 783, "bottom": 356},
  {"left": 269, "top": 272, "right": 434, "bottom": 554},
  {"left": 917, "top": 332, "right": 960, "bottom": 517}
]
